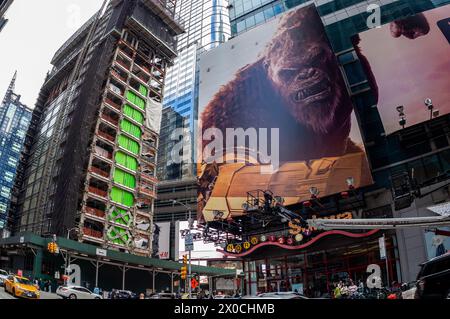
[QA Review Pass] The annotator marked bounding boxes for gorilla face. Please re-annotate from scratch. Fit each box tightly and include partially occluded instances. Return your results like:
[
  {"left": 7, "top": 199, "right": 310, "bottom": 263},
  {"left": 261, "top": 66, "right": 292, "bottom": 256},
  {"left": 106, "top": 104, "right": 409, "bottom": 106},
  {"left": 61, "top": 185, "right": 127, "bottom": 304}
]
[{"left": 264, "top": 9, "right": 344, "bottom": 134}]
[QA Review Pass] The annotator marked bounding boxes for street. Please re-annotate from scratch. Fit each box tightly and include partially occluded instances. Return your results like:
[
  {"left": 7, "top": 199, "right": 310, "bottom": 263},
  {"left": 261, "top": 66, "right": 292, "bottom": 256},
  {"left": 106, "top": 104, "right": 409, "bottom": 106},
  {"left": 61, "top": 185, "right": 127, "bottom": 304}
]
[{"left": 0, "top": 286, "right": 61, "bottom": 300}]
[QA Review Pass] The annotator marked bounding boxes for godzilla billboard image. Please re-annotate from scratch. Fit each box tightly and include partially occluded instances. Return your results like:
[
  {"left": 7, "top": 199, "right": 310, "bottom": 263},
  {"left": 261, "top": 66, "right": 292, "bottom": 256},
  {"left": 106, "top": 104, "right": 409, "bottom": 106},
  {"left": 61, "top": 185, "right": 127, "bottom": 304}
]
[
  {"left": 198, "top": 5, "right": 372, "bottom": 222},
  {"left": 354, "top": 4, "right": 450, "bottom": 134}
]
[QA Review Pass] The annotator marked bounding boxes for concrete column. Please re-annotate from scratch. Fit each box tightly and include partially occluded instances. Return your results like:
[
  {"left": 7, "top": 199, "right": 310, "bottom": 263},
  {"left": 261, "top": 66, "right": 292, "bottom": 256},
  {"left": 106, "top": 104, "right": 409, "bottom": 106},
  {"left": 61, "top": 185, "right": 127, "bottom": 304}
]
[
  {"left": 122, "top": 266, "right": 126, "bottom": 290},
  {"left": 152, "top": 270, "right": 156, "bottom": 293},
  {"left": 32, "top": 248, "right": 43, "bottom": 279},
  {"left": 171, "top": 272, "right": 174, "bottom": 293},
  {"left": 95, "top": 260, "right": 99, "bottom": 287}
]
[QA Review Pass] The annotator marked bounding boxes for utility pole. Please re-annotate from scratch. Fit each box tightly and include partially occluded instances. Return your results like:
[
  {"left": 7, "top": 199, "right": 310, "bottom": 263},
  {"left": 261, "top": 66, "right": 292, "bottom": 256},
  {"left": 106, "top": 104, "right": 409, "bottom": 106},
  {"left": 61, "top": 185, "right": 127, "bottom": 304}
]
[{"left": 172, "top": 200, "right": 193, "bottom": 299}]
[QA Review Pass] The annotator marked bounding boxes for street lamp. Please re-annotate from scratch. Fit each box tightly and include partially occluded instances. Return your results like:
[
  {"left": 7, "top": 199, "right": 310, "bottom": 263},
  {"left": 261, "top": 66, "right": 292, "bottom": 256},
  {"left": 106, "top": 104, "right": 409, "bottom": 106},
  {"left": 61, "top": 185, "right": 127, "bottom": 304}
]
[
  {"left": 172, "top": 199, "right": 193, "bottom": 299},
  {"left": 424, "top": 98, "right": 433, "bottom": 120},
  {"left": 64, "top": 228, "right": 78, "bottom": 286}
]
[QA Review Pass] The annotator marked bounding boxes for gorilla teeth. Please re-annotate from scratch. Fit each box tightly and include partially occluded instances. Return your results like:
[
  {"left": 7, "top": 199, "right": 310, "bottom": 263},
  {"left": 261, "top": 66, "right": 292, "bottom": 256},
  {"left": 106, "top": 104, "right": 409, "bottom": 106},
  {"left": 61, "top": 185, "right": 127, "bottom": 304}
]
[{"left": 297, "top": 81, "right": 329, "bottom": 101}]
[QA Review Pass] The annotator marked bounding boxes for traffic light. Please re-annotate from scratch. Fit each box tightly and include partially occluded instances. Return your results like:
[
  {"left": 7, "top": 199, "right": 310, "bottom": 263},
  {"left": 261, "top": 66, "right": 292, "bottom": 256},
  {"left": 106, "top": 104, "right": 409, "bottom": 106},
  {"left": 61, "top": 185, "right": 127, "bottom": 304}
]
[
  {"left": 47, "top": 242, "right": 59, "bottom": 254},
  {"left": 181, "top": 266, "right": 187, "bottom": 280},
  {"left": 183, "top": 254, "right": 188, "bottom": 264}
]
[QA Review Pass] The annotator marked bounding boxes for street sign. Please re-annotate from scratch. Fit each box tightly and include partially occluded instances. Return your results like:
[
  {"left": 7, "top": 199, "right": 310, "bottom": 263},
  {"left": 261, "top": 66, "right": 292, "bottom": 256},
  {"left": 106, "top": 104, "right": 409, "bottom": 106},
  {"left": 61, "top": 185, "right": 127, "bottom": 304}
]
[
  {"left": 185, "top": 233, "right": 194, "bottom": 251},
  {"left": 17, "top": 269, "right": 23, "bottom": 277},
  {"left": 379, "top": 236, "right": 386, "bottom": 259},
  {"left": 96, "top": 248, "right": 107, "bottom": 257}
]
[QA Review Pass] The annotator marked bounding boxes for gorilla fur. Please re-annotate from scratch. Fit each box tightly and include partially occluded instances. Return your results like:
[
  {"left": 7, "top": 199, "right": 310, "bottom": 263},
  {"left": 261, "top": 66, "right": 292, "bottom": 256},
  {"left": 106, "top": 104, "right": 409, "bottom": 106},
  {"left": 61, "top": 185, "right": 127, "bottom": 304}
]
[{"left": 201, "top": 6, "right": 362, "bottom": 163}]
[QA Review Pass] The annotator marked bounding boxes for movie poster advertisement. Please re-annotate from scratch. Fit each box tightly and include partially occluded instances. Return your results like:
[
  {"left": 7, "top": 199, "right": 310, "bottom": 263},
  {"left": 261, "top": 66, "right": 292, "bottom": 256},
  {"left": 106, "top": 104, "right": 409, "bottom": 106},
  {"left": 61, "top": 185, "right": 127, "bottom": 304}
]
[
  {"left": 354, "top": 4, "right": 450, "bottom": 134},
  {"left": 197, "top": 5, "right": 372, "bottom": 222},
  {"left": 152, "top": 222, "right": 170, "bottom": 259}
]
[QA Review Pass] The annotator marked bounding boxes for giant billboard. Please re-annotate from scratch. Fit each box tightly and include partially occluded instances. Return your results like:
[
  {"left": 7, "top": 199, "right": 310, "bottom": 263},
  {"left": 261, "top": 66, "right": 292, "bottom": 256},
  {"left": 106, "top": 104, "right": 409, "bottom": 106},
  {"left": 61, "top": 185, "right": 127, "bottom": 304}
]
[
  {"left": 197, "top": 5, "right": 372, "bottom": 222},
  {"left": 354, "top": 4, "right": 450, "bottom": 134}
]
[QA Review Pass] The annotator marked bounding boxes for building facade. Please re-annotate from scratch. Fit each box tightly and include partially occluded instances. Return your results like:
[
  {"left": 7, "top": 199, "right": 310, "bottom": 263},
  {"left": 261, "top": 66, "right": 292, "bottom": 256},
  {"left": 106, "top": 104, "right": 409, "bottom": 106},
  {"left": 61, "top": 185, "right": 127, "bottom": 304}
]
[
  {"left": 196, "top": 0, "right": 450, "bottom": 296},
  {"left": 154, "top": 178, "right": 197, "bottom": 260},
  {"left": 157, "top": 107, "right": 191, "bottom": 181},
  {"left": 11, "top": 0, "right": 184, "bottom": 257},
  {"left": 0, "top": 73, "right": 32, "bottom": 235},
  {"left": 158, "top": 0, "right": 231, "bottom": 181},
  {"left": 0, "top": 0, "right": 13, "bottom": 33}
]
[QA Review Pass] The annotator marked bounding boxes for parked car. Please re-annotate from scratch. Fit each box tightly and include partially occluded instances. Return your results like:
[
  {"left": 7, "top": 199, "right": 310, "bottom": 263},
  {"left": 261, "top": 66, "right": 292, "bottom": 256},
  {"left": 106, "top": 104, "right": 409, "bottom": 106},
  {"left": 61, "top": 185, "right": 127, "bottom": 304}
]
[
  {"left": 4, "top": 275, "right": 40, "bottom": 299},
  {"left": 112, "top": 290, "right": 138, "bottom": 299},
  {"left": 243, "top": 292, "right": 308, "bottom": 299},
  {"left": 400, "top": 281, "right": 417, "bottom": 299},
  {"left": 214, "top": 294, "right": 233, "bottom": 299},
  {"left": 148, "top": 292, "right": 176, "bottom": 299},
  {"left": 56, "top": 285, "right": 103, "bottom": 299},
  {"left": 0, "top": 269, "right": 9, "bottom": 287},
  {"left": 415, "top": 253, "right": 450, "bottom": 299}
]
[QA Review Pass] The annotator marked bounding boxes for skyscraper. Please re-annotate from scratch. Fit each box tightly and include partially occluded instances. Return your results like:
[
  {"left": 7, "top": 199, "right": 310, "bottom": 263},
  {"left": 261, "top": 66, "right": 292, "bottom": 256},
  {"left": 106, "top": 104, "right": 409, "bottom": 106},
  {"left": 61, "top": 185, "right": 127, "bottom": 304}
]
[
  {"left": 0, "top": 72, "right": 32, "bottom": 236},
  {"left": 0, "top": 0, "right": 13, "bottom": 33},
  {"left": 158, "top": 0, "right": 231, "bottom": 181},
  {"left": 12, "top": 0, "right": 183, "bottom": 257},
  {"left": 228, "top": 0, "right": 447, "bottom": 38}
]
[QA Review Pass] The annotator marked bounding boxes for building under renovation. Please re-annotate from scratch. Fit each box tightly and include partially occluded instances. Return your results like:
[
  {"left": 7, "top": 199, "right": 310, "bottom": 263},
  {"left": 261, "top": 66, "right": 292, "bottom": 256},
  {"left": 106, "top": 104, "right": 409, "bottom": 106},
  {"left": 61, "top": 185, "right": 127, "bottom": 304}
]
[
  {"left": 11, "top": 0, "right": 184, "bottom": 257},
  {"left": 0, "top": 0, "right": 13, "bottom": 33}
]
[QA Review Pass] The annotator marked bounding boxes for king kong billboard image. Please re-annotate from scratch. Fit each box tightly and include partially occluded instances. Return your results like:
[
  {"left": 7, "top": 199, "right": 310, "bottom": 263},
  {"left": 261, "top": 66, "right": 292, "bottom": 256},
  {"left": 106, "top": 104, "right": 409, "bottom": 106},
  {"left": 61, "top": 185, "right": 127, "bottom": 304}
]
[
  {"left": 354, "top": 4, "right": 450, "bottom": 135},
  {"left": 197, "top": 5, "right": 372, "bottom": 222}
]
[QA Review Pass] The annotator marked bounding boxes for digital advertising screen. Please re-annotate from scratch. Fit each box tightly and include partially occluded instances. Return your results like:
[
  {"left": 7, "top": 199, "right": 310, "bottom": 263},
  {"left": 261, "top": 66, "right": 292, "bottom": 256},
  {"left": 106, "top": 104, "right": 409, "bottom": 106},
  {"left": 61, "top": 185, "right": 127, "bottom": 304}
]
[
  {"left": 354, "top": 4, "right": 450, "bottom": 135},
  {"left": 197, "top": 5, "right": 373, "bottom": 222}
]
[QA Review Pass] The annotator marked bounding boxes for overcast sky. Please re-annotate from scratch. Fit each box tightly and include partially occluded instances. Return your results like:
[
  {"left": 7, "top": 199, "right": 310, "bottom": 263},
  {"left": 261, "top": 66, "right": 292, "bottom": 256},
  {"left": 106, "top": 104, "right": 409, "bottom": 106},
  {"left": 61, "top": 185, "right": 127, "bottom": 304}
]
[{"left": 0, "top": 0, "right": 104, "bottom": 108}]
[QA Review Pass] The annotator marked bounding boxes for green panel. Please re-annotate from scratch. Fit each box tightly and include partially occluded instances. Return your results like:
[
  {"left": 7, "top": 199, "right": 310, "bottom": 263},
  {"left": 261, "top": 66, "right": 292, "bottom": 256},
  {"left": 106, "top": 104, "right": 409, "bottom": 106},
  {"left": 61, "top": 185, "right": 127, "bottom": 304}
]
[
  {"left": 115, "top": 151, "right": 138, "bottom": 171},
  {"left": 123, "top": 104, "right": 144, "bottom": 124},
  {"left": 120, "top": 119, "right": 142, "bottom": 139},
  {"left": 126, "top": 91, "right": 146, "bottom": 110},
  {"left": 110, "top": 187, "right": 134, "bottom": 207},
  {"left": 139, "top": 85, "right": 148, "bottom": 96},
  {"left": 109, "top": 208, "right": 131, "bottom": 225},
  {"left": 113, "top": 168, "right": 136, "bottom": 189},
  {"left": 107, "top": 227, "right": 129, "bottom": 245},
  {"left": 118, "top": 135, "right": 140, "bottom": 155}
]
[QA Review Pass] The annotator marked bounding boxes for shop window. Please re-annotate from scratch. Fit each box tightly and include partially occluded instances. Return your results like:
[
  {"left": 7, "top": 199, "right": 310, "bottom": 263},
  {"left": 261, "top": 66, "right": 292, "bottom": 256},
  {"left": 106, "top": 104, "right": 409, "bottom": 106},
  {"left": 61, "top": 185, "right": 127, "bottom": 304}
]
[{"left": 439, "top": 149, "right": 450, "bottom": 172}]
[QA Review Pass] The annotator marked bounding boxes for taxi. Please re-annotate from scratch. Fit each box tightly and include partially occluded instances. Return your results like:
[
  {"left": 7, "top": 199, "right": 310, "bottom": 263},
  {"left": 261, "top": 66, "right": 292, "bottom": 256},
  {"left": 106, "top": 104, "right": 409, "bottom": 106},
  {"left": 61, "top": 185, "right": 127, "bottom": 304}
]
[{"left": 4, "top": 275, "right": 41, "bottom": 299}]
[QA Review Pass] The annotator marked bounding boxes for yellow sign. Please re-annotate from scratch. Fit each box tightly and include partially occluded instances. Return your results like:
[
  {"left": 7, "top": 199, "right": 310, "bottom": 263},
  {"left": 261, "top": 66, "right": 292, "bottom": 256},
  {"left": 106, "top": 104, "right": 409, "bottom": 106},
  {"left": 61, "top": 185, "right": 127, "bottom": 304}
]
[
  {"left": 235, "top": 244, "right": 242, "bottom": 253},
  {"left": 243, "top": 242, "right": 251, "bottom": 250},
  {"left": 295, "top": 234, "right": 303, "bottom": 242},
  {"left": 226, "top": 244, "right": 234, "bottom": 252},
  {"left": 250, "top": 237, "right": 259, "bottom": 245}
]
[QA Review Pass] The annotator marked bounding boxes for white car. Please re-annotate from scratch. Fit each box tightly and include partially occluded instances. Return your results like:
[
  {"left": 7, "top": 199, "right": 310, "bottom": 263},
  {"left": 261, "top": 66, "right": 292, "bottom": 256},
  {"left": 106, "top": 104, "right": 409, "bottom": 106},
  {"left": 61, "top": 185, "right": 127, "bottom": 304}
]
[
  {"left": 0, "top": 269, "right": 9, "bottom": 286},
  {"left": 56, "top": 286, "right": 103, "bottom": 299},
  {"left": 243, "top": 292, "right": 309, "bottom": 299}
]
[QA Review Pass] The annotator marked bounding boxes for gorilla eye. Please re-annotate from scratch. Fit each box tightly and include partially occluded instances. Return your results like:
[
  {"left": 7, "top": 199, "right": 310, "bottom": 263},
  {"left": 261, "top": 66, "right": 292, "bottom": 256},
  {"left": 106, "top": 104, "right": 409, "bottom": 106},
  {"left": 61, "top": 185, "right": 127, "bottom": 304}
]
[{"left": 278, "top": 69, "right": 297, "bottom": 81}]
